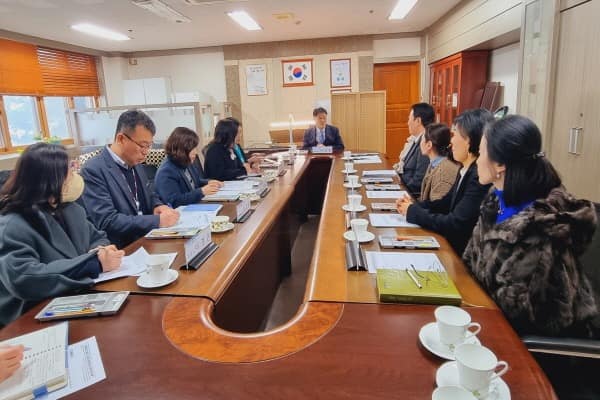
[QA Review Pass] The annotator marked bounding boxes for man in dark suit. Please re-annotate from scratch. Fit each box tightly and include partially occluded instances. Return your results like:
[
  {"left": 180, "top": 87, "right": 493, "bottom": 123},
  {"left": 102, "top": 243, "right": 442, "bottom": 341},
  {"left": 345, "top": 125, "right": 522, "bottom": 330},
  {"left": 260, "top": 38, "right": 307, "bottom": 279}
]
[
  {"left": 302, "top": 107, "right": 344, "bottom": 151},
  {"left": 81, "top": 110, "right": 179, "bottom": 248},
  {"left": 398, "top": 103, "right": 434, "bottom": 196}
]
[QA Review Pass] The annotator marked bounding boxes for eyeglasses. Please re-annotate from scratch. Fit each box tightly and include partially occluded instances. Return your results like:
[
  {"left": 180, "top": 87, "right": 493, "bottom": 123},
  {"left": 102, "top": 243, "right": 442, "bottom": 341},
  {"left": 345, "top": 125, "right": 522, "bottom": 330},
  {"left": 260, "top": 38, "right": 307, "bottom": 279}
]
[{"left": 122, "top": 133, "right": 153, "bottom": 151}]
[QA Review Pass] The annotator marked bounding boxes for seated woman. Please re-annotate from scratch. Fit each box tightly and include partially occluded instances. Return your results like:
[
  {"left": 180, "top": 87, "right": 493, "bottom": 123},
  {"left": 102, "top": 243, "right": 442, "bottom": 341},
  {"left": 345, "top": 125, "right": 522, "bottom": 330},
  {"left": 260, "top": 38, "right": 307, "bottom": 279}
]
[
  {"left": 155, "top": 127, "right": 222, "bottom": 208},
  {"left": 464, "top": 115, "right": 598, "bottom": 338},
  {"left": 419, "top": 123, "right": 460, "bottom": 201},
  {"left": 0, "top": 143, "right": 124, "bottom": 327},
  {"left": 396, "top": 109, "right": 494, "bottom": 254},
  {"left": 226, "top": 117, "right": 264, "bottom": 175},
  {"left": 204, "top": 118, "right": 247, "bottom": 181}
]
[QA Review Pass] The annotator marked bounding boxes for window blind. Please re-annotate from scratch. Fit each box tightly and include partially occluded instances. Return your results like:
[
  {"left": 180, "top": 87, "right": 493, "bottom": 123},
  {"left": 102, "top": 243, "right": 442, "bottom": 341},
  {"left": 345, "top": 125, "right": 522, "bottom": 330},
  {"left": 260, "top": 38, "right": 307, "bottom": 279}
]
[{"left": 37, "top": 47, "right": 100, "bottom": 96}]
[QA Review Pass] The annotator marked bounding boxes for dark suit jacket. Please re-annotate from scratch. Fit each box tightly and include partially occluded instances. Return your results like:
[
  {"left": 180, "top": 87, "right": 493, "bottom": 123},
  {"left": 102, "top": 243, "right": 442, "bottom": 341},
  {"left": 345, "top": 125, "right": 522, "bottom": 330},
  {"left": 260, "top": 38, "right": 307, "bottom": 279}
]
[
  {"left": 406, "top": 162, "right": 491, "bottom": 255},
  {"left": 302, "top": 125, "right": 344, "bottom": 151},
  {"left": 401, "top": 135, "right": 430, "bottom": 196},
  {"left": 204, "top": 142, "right": 246, "bottom": 181},
  {"left": 155, "top": 156, "right": 209, "bottom": 208},
  {"left": 0, "top": 203, "right": 108, "bottom": 326},
  {"left": 81, "top": 147, "right": 162, "bottom": 249}
]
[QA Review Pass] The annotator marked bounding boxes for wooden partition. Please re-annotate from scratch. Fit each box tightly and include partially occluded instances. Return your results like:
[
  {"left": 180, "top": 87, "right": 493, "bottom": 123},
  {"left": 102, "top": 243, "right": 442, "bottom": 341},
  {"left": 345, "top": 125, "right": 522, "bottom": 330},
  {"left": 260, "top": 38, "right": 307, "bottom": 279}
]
[{"left": 331, "top": 91, "right": 386, "bottom": 154}]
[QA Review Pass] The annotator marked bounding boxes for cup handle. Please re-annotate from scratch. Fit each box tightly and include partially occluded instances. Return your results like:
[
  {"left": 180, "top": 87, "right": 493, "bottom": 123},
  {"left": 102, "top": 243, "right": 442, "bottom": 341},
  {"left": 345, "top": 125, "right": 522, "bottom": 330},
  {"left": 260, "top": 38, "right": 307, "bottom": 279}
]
[
  {"left": 464, "top": 322, "right": 481, "bottom": 339},
  {"left": 491, "top": 361, "right": 509, "bottom": 381}
]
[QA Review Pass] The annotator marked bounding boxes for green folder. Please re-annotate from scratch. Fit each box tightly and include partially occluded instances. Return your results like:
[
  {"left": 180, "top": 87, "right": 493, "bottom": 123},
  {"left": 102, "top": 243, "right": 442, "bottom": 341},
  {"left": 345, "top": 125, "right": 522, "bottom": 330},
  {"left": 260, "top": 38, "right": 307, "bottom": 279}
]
[{"left": 376, "top": 268, "right": 462, "bottom": 306}]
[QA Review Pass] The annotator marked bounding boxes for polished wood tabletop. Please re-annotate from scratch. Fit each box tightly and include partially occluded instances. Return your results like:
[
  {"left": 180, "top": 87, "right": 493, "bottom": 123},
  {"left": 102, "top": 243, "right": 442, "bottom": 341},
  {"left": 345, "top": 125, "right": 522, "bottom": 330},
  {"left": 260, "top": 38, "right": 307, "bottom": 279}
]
[
  {"left": 0, "top": 297, "right": 555, "bottom": 399},
  {"left": 1, "top": 151, "right": 557, "bottom": 399}
]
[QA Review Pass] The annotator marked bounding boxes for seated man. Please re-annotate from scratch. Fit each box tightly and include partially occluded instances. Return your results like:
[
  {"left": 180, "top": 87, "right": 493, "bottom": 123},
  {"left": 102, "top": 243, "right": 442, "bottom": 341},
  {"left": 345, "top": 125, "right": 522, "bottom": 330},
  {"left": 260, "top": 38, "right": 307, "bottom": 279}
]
[
  {"left": 81, "top": 109, "right": 179, "bottom": 248},
  {"left": 397, "top": 103, "right": 435, "bottom": 196},
  {"left": 302, "top": 107, "right": 344, "bottom": 151}
]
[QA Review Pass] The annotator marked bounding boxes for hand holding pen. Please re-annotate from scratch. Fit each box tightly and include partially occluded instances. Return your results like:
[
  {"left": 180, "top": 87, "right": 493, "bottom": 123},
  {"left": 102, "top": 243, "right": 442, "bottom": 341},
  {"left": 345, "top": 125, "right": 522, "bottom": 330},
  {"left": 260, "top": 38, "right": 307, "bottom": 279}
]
[{"left": 0, "top": 345, "right": 24, "bottom": 383}]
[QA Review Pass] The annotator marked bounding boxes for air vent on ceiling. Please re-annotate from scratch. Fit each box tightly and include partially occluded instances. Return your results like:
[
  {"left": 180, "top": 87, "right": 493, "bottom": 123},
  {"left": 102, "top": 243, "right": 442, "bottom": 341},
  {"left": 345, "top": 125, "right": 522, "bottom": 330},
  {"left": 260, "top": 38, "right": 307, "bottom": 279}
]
[
  {"left": 273, "top": 12, "right": 294, "bottom": 21},
  {"left": 132, "top": 0, "right": 191, "bottom": 23},
  {"left": 183, "top": 0, "right": 247, "bottom": 5}
]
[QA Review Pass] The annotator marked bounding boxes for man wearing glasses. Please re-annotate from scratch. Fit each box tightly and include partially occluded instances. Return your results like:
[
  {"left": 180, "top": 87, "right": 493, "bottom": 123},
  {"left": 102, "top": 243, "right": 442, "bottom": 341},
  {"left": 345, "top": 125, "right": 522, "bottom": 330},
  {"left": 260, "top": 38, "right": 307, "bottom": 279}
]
[{"left": 81, "top": 109, "right": 179, "bottom": 248}]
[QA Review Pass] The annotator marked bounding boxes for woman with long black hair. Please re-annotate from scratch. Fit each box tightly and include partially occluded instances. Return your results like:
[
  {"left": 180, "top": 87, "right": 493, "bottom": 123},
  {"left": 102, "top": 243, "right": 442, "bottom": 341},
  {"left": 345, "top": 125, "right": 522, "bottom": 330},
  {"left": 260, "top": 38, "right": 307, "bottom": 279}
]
[{"left": 0, "top": 143, "right": 123, "bottom": 327}]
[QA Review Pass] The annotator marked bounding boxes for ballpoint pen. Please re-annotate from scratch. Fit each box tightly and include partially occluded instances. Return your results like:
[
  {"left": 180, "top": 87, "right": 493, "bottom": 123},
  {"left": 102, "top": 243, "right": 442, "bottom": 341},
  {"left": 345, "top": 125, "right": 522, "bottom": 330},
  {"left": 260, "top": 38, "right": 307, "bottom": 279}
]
[{"left": 406, "top": 268, "right": 422, "bottom": 289}]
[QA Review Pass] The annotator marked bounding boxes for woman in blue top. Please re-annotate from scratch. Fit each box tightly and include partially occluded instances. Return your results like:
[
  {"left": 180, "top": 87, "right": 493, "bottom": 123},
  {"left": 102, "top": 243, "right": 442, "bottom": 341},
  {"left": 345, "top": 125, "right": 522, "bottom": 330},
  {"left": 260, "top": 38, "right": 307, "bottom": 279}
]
[
  {"left": 464, "top": 115, "right": 598, "bottom": 337},
  {"left": 155, "top": 127, "right": 222, "bottom": 208},
  {"left": 227, "top": 117, "right": 263, "bottom": 175}
]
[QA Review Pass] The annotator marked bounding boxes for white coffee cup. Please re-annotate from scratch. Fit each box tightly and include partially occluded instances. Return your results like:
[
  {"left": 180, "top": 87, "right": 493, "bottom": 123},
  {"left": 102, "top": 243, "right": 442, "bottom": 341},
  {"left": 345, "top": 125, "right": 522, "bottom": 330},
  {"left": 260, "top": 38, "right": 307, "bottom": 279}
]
[
  {"left": 455, "top": 343, "right": 509, "bottom": 397},
  {"left": 211, "top": 215, "right": 229, "bottom": 230},
  {"left": 350, "top": 218, "right": 369, "bottom": 240},
  {"left": 146, "top": 255, "right": 171, "bottom": 283},
  {"left": 344, "top": 161, "right": 354, "bottom": 173},
  {"left": 434, "top": 306, "right": 481, "bottom": 346},
  {"left": 343, "top": 150, "right": 351, "bottom": 159},
  {"left": 347, "top": 175, "right": 359, "bottom": 186},
  {"left": 347, "top": 194, "right": 362, "bottom": 210}
]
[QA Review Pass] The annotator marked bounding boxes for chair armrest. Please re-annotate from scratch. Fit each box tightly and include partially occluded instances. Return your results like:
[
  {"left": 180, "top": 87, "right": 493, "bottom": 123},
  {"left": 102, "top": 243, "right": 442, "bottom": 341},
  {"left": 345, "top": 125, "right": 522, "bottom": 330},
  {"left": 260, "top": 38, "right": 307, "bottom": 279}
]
[{"left": 523, "top": 335, "right": 600, "bottom": 359}]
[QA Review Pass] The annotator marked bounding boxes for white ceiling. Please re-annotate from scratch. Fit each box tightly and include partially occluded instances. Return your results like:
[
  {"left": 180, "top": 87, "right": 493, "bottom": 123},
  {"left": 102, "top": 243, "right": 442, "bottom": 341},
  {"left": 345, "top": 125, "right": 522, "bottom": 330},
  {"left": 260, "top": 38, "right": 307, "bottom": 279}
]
[{"left": 0, "top": 0, "right": 461, "bottom": 52}]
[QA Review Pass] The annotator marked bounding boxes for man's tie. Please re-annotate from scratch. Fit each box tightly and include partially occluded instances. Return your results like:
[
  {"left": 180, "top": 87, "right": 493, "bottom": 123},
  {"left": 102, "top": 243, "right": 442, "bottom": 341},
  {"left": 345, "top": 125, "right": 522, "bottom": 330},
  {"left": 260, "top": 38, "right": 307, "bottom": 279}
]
[{"left": 318, "top": 128, "right": 325, "bottom": 144}]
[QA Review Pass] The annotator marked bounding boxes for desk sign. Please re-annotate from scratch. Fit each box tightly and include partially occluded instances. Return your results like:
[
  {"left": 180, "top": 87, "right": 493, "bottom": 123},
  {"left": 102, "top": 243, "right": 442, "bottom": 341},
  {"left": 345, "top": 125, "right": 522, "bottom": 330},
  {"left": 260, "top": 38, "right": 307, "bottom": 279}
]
[
  {"left": 235, "top": 199, "right": 252, "bottom": 222},
  {"left": 311, "top": 146, "right": 333, "bottom": 154},
  {"left": 184, "top": 226, "right": 211, "bottom": 267}
]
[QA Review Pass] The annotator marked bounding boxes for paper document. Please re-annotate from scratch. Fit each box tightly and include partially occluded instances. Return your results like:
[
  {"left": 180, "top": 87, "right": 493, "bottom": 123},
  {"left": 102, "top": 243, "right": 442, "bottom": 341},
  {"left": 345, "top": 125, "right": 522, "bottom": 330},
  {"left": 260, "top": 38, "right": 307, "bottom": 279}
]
[
  {"left": 362, "top": 170, "right": 397, "bottom": 177},
  {"left": 94, "top": 247, "right": 177, "bottom": 283},
  {"left": 39, "top": 337, "right": 106, "bottom": 400},
  {"left": 368, "top": 213, "right": 419, "bottom": 228},
  {"left": 365, "top": 251, "right": 444, "bottom": 274},
  {"left": 352, "top": 156, "right": 382, "bottom": 164},
  {"left": 366, "top": 190, "right": 407, "bottom": 199}
]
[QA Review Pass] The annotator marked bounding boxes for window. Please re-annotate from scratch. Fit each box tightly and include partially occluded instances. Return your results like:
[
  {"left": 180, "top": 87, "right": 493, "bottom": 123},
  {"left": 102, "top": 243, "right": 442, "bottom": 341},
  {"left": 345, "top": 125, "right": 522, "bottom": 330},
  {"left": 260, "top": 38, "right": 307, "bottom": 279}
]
[
  {"left": 43, "top": 97, "right": 70, "bottom": 139},
  {"left": 4, "top": 96, "right": 40, "bottom": 146},
  {"left": 73, "top": 96, "right": 95, "bottom": 110}
]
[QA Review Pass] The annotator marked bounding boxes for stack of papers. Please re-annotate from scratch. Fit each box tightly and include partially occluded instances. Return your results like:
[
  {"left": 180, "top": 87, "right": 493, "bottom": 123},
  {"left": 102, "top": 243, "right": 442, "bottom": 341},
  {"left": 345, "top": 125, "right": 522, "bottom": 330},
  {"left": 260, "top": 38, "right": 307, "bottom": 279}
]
[
  {"left": 366, "top": 190, "right": 407, "bottom": 199},
  {"left": 94, "top": 247, "right": 177, "bottom": 283},
  {"left": 364, "top": 251, "right": 442, "bottom": 274},
  {"left": 362, "top": 170, "right": 397, "bottom": 177},
  {"left": 352, "top": 155, "right": 382, "bottom": 164},
  {"left": 368, "top": 213, "right": 419, "bottom": 228}
]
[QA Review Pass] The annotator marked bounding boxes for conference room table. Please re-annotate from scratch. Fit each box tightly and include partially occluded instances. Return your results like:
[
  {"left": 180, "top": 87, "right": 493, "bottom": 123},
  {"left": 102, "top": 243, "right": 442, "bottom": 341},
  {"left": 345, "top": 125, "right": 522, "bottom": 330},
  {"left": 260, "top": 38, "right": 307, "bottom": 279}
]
[{"left": 0, "top": 152, "right": 557, "bottom": 399}]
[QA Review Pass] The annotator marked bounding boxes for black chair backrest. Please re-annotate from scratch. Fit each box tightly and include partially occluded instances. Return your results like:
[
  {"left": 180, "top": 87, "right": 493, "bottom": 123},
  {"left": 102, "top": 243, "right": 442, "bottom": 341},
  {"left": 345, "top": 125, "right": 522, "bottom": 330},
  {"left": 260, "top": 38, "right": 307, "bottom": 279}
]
[
  {"left": 581, "top": 203, "right": 600, "bottom": 301},
  {"left": 0, "top": 170, "right": 12, "bottom": 190}
]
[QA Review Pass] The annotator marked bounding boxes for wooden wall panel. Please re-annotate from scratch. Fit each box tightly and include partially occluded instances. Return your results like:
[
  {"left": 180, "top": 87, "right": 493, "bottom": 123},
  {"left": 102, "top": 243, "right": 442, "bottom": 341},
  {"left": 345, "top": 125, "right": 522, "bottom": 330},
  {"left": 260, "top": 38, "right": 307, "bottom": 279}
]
[
  {"left": 358, "top": 92, "right": 386, "bottom": 153},
  {"left": 331, "top": 93, "right": 360, "bottom": 150}
]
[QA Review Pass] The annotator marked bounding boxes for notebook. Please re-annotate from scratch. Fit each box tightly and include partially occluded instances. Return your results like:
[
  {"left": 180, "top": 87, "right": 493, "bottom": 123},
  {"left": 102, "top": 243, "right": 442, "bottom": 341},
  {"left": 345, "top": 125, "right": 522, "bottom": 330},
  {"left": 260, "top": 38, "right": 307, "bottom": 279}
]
[
  {"left": 34, "top": 292, "right": 129, "bottom": 321},
  {"left": 0, "top": 322, "right": 69, "bottom": 400},
  {"left": 376, "top": 268, "right": 462, "bottom": 306}
]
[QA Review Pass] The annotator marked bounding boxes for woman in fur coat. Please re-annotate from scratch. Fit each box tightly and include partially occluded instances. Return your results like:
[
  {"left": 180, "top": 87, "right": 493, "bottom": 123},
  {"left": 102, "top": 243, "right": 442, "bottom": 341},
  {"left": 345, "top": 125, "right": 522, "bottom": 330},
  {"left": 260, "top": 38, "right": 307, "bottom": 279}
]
[{"left": 464, "top": 115, "right": 598, "bottom": 338}]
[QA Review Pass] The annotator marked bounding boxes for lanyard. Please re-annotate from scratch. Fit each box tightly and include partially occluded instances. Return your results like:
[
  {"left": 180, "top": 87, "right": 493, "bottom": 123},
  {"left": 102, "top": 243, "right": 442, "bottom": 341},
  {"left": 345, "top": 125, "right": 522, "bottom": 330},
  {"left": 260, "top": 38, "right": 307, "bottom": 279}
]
[{"left": 121, "top": 168, "right": 142, "bottom": 215}]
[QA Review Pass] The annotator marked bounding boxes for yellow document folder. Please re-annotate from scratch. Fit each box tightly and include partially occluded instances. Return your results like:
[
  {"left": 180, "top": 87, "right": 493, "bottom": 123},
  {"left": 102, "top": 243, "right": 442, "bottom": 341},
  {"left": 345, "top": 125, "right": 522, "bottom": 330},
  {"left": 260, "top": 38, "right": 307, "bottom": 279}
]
[{"left": 376, "top": 268, "right": 462, "bottom": 306}]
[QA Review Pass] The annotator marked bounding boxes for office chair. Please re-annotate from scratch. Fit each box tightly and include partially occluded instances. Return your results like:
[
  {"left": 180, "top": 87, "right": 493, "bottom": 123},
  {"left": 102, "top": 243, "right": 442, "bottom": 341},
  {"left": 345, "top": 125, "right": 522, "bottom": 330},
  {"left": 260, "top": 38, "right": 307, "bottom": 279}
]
[
  {"left": 0, "top": 170, "right": 12, "bottom": 189},
  {"left": 522, "top": 203, "right": 600, "bottom": 399}
]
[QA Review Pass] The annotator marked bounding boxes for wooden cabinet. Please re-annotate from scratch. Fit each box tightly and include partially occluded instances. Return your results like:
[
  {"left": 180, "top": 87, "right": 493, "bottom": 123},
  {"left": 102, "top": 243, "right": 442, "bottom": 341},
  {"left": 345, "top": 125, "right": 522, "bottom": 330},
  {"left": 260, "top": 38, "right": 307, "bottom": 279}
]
[
  {"left": 548, "top": 0, "right": 600, "bottom": 201},
  {"left": 331, "top": 91, "right": 386, "bottom": 153},
  {"left": 429, "top": 51, "right": 489, "bottom": 125}
]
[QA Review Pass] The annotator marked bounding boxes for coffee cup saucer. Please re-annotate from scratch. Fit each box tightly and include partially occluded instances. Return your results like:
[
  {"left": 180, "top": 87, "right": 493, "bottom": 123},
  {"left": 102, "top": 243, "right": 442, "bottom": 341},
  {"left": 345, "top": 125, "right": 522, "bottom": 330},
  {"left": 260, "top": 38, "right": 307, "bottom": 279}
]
[
  {"left": 342, "top": 204, "right": 367, "bottom": 212},
  {"left": 211, "top": 222, "right": 235, "bottom": 233},
  {"left": 432, "top": 386, "right": 477, "bottom": 400},
  {"left": 436, "top": 361, "right": 511, "bottom": 400},
  {"left": 419, "top": 322, "right": 481, "bottom": 360},
  {"left": 341, "top": 169, "right": 357, "bottom": 174},
  {"left": 343, "top": 230, "right": 375, "bottom": 242},
  {"left": 137, "top": 269, "right": 179, "bottom": 289},
  {"left": 343, "top": 183, "right": 362, "bottom": 189}
]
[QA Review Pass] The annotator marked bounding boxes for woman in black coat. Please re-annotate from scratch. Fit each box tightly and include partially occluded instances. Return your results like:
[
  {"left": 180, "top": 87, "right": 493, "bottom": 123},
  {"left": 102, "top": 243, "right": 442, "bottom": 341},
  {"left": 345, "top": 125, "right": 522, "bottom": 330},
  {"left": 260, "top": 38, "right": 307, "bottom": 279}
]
[
  {"left": 396, "top": 109, "right": 494, "bottom": 254},
  {"left": 204, "top": 118, "right": 247, "bottom": 181}
]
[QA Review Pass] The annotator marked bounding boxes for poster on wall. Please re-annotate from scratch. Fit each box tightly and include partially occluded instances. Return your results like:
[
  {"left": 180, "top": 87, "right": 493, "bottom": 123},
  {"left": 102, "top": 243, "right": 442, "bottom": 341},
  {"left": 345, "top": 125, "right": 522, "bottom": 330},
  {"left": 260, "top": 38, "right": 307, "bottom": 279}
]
[
  {"left": 246, "top": 64, "right": 268, "bottom": 96},
  {"left": 282, "top": 58, "right": 313, "bottom": 87},
  {"left": 330, "top": 58, "right": 351, "bottom": 88}
]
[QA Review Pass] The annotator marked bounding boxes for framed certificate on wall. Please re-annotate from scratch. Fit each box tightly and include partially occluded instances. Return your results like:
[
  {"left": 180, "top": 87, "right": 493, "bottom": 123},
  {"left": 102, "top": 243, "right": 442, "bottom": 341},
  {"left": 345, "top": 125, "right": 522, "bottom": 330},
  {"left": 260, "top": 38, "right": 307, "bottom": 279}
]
[
  {"left": 246, "top": 64, "right": 267, "bottom": 96},
  {"left": 282, "top": 58, "right": 313, "bottom": 87},
  {"left": 330, "top": 58, "right": 351, "bottom": 88}
]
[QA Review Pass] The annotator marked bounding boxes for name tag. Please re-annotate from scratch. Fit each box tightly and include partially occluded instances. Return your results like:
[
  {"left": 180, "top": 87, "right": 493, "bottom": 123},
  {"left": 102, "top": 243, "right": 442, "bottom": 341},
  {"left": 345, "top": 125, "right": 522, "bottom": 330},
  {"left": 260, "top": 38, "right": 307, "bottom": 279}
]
[
  {"left": 236, "top": 199, "right": 251, "bottom": 221},
  {"left": 311, "top": 146, "right": 333, "bottom": 154},
  {"left": 184, "top": 226, "right": 211, "bottom": 265}
]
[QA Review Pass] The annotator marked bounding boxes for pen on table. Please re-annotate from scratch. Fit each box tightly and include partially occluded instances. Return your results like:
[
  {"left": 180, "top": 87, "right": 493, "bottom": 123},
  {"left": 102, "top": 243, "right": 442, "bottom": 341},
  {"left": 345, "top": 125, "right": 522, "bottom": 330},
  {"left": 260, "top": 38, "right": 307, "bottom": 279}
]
[{"left": 406, "top": 269, "right": 422, "bottom": 289}]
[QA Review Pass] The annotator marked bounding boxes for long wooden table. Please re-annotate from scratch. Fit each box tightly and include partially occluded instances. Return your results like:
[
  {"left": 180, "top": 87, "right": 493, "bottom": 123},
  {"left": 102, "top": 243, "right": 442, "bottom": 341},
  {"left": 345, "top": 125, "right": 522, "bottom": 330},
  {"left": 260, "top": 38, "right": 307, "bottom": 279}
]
[{"left": 0, "top": 153, "right": 557, "bottom": 399}]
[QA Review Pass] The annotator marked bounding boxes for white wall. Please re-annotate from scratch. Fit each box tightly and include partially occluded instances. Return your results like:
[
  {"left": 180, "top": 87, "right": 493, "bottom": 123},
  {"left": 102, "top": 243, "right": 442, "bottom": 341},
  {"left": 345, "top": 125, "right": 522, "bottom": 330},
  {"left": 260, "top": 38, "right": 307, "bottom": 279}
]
[
  {"left": 127, "top": 51, "right": 227, "bottom": 106},
  {"left": 489, "top": 42, "right": 520, "bottom": 114},
  {"left": 100, "top": 56, "right": 128, "bottom": 106},
  {"left": 373, "top": 37, "right": 421, "bottom": 62}
]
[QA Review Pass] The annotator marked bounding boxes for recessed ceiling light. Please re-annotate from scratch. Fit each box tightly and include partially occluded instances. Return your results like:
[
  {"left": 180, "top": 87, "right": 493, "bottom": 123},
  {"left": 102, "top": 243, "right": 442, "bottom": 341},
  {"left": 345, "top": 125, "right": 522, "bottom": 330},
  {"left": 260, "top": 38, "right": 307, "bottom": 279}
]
[
  {"left": 71, "top": 23, "right": 131, "bottom": 41},
  {"left": 227, "top": 11, "right": 262, "bottom": 31},
  {"left": 388, "top": 0, "right": 418, "bottom": 20}
]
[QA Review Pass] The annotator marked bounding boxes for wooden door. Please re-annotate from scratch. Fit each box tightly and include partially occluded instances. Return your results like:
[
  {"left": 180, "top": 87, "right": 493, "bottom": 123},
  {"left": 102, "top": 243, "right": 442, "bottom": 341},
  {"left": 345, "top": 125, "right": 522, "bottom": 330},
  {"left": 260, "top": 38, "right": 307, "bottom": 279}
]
[
  {"left": 549, "top": 0, "right": 599, "bottom": 201},
  {"left": 373, "top": 62, "right": 419, "bottom": 160}
]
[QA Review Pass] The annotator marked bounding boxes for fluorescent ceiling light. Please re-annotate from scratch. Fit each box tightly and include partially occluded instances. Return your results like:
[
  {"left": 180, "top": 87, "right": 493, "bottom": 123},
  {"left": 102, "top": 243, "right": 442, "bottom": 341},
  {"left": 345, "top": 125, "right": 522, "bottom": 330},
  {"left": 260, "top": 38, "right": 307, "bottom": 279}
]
[
  {"left": 71, "top": 23, "right": 131, "bottom": 41},
  {"left": 227, "top": 11, "right": 262, "bottom": 31},
  {"left": 388, "top": 0, "right": 418, "bottom": 20},
  {"left": 132, "top": 0, "right": 191, "bottom": 23}
]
